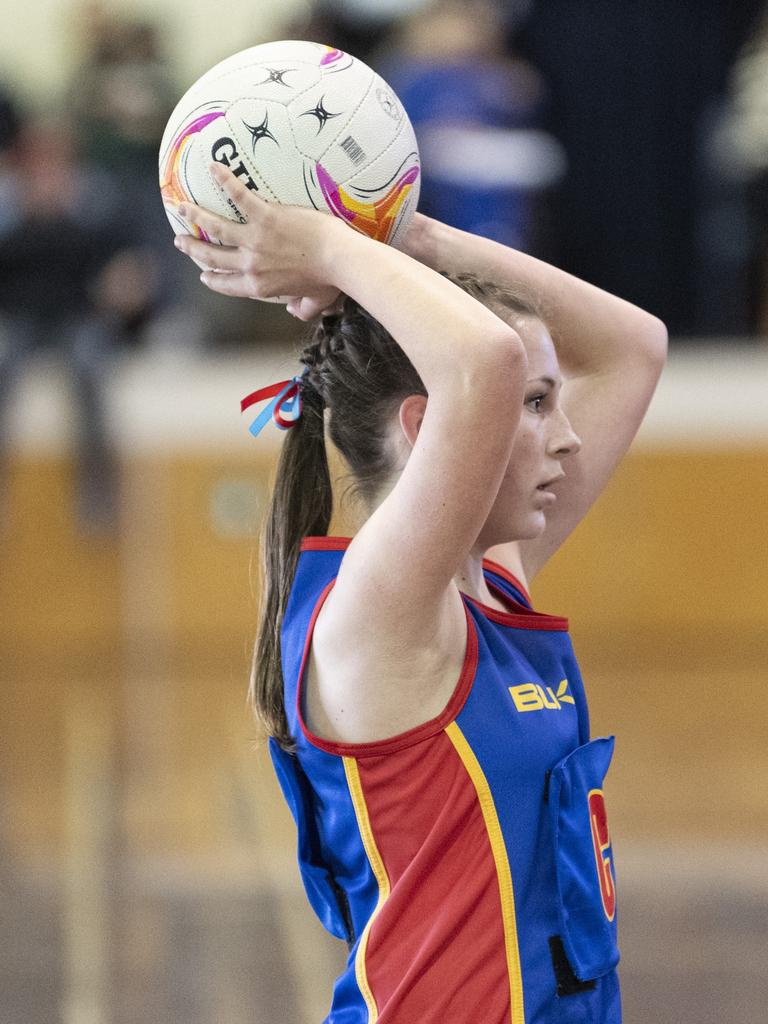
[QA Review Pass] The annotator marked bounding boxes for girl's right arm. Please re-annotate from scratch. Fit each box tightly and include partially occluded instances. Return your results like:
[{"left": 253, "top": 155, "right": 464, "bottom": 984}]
[
  {"left": 175, "top": 165, "right": 526, "bottom": 654},
  {"left": 403, "top": 213, "right": 668, "bottom": 584}
]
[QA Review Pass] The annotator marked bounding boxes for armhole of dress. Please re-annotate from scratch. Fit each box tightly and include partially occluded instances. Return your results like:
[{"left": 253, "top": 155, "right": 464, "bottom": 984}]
[{"left": 294, "top": 585, "right": 479, "bottom": 758}]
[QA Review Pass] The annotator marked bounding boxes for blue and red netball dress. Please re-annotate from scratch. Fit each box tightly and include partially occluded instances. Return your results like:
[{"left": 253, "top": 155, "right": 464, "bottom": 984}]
[{"left": 270, "top": 537, "right": 621, "bottom": 1024}]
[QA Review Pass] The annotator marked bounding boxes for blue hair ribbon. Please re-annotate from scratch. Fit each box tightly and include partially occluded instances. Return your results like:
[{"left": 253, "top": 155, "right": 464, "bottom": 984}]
[{"left": 241, "top": 368, "right": 308, "bottom": 437}]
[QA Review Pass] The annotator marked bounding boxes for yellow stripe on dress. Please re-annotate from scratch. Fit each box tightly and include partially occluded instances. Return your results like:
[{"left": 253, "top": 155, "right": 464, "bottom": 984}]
[
  {"left": 444, "top": 721, "right": 525, "bottom": 1024},
  {"left": 343, "top": 756, "right": 392, "bottom": 1023}
]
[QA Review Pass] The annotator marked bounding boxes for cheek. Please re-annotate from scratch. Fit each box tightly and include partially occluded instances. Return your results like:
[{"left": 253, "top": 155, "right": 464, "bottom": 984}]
[{"left": 506, "top": 429, "right": 541, "bottom": 481}]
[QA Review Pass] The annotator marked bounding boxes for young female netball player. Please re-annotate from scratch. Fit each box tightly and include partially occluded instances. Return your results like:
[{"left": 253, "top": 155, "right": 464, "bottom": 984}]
[{"left": 173, "top": 161, "right": 667, "bottom": 1024}]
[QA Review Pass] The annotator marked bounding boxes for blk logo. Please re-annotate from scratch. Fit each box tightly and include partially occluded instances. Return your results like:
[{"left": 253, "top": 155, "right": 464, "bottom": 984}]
[{"left": 508, "top": 679, "right": 575, "bottom": 712}]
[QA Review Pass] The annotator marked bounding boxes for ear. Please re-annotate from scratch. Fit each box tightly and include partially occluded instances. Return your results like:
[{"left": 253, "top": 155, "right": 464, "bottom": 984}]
[{"left": 398, "top": 394, "right": 427, "bottom": 449}]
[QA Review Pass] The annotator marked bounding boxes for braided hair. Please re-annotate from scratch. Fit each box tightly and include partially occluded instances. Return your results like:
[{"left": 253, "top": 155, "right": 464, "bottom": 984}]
[{"left": 251, "top": 274, "right": 541, "bottom": 750}]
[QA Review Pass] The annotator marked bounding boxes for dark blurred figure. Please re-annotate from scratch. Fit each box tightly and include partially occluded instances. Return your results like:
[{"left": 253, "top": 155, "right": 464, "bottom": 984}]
[
  {"left": 716, "top": 6, "right": 768, "bottom": 337},
  {"left": 0, "top": 114, "right": 157, "bottom": 533},
  {"left": 0, "top": 84, "right": 21, "bottom": 161},
  {"left": 379, "top": 0, "right": 563, "bottom": 252},
  {"left": 66, "top": 3, "right": 191, "bottom": 330},
  {"left": 67, "top": 3, "right": 285, "bottom": 350},
  {"left": 516, "top": 0, "right": 764, "bottom": 336},
  {"left": 67, "top": 4, "right": 175, "bottom": 188},
  {"left": 284, "top": 0, "right": 560, "bottom": 254},
  {"left": 285, "top": 0, "right": 429, "bottom": 66},
  {"left": 68, "top": 4, "right": 176, "bottom": 178}
]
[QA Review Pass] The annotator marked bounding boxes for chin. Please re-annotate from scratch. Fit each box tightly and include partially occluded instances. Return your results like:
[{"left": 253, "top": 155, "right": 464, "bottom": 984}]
[
  {"left": 518, "top": 513, "right": 547, "bottom": 540},
  {"left": 485, "top": 512, "right": 546, "bottom": 546}
]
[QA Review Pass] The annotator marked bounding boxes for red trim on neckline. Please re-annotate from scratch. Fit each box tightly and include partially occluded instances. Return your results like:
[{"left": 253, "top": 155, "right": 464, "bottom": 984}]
[
  {"left": 481, "top": 557, "right": 533, "bottom": 608},
  {"left": 463, "top": 590, "right": 569, "bottom": 632},
  {"left": 295, "top": 584, "right": 479, "bottom": 757},
  {"left": 474, "top": 562, "right": 569, "bottom": 630}
]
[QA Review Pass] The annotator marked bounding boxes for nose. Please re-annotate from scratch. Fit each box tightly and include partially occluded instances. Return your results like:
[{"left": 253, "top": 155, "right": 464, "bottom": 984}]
[{"left": 548, "top": 409, "right": 582, "bottom": 459}]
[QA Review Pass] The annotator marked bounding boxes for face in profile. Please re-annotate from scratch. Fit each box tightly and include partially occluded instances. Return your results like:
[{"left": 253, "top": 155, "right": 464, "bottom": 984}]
[
  {"left": 480, "top": 315, "right": 581, "bottom": 546},
  {"left": 390, "top": 312, "right": 581, "bottom": 547}
]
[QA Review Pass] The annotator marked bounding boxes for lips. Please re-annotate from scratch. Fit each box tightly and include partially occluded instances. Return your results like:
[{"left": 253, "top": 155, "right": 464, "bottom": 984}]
[{"left": 537, "top": 474, "right": 565, "bottom": 490}]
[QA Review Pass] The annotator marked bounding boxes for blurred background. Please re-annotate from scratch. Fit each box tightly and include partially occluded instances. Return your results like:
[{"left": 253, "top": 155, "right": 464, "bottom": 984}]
[{"left": 1, "top": 0, "right": 767, "bottom": 1021}]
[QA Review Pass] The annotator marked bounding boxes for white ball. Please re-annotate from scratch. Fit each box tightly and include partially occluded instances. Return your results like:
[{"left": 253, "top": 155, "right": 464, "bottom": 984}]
[{"left": 159, "top": 40, "right": 421, "bottom": 295}]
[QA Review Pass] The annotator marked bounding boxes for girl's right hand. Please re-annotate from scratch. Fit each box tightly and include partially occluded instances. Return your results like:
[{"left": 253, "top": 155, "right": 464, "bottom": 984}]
[{"left": 174, "top": 162, "right": 343, "bottom": 317}]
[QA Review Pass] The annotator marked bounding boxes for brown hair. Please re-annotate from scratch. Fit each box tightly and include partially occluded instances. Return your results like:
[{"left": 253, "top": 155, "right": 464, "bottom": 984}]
[{"left": 250, "top": 272, "right": 540, "bottom": 750}]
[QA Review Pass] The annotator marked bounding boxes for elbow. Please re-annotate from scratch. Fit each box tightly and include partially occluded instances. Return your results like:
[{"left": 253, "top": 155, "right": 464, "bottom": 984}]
[
  {"left": 641, "top": 315, "right": 669, "bottom": 370},
  {"left": 471, "top": 326, "right": 528, "bottom": 401},
  {"left": 493, "top": 325, "right": 528, "bottom": 368}
]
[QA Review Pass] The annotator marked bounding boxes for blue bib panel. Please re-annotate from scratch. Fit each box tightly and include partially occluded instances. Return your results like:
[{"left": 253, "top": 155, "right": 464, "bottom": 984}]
[{"left": 270, "top": 538, "right": 622, "bottom": 1023}]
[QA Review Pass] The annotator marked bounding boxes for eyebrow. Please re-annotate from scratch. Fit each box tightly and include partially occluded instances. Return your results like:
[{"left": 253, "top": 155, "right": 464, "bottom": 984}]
[{"left": 526, "top": 376, "right": 558, "bottom": 388}]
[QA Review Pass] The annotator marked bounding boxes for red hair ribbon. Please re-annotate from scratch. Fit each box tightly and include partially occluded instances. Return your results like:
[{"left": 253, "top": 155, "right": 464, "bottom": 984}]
[{"left": 241, "top": 370, "right": 307, "bottom": 437}]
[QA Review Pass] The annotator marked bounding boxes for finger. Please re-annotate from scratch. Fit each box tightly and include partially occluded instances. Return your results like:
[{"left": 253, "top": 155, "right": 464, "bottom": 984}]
[
  {"left": 175, "top": 234, "right": 241, "bottom": 272},
  {"left": 199, "top": 270, "right": 255, "bottom": 299},
  {"left": 210, "top": 162, "right": 270, "bottom": 220},
  {"left": 177, "top": 200, "right": 244, "bottom": 247}
]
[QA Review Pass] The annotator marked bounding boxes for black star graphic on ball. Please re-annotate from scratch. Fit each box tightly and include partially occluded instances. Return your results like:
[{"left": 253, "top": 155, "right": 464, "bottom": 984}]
[
  {"left": 243, "top": 113, "right": 279, "bottom": 152},
  {"left": 300, "top": 96, "right": 341, "bottom": 134},
  {"left": 258, "top": 67, "right": 293, "bottom": 87}
]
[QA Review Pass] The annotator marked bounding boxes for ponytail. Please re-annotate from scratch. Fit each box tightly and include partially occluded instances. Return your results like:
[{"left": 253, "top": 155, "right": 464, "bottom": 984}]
[
  {"left": 249, "top": 385, "right": 332, "bottom": 750},
  {"left": 248, "top": 278, "right": 541, "bottom": 750}
]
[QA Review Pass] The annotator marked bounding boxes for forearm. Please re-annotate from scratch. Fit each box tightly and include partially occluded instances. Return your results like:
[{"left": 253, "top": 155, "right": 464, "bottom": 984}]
[
  {"left": 177, "top": 170, "right": 525, "bottom": 395},
  {"left": 324, "top": 223, "right": 525, "bottom": 390},
  {"left": 405, "top": 214, "right": 668, "bottom": 376}
]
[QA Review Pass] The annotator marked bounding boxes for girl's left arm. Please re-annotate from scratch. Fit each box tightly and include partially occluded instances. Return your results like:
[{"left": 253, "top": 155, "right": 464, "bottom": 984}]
[{"left": 404, "top": 213, "right": 668, "bottom": 583}]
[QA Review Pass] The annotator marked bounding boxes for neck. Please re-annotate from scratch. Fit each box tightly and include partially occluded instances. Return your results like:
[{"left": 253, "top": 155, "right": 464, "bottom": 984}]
[{"left": 454, "top": 550, "right": 497, "bottom": 607}]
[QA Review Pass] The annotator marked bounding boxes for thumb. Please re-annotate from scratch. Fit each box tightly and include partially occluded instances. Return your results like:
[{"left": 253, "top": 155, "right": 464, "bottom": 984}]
[
  {"left": 285, "top": 296, "right": 324, "bottom": 320},
  {"left": 297, "top": 296, "right": 330, "bottom": 321},
  {"left": 287, "top": 289, "right": 341, "bottom": 322}
]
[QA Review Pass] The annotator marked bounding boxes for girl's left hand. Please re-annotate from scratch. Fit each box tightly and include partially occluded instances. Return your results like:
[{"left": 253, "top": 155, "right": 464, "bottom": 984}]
[{"left": 173, "top": 162, "right": 343, "bottom": 320}]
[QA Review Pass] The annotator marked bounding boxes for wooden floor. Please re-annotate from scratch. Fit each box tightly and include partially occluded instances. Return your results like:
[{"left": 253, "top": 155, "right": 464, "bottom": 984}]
[{"left": 1, "top": 452, "right": 766, "bottom": 1023}]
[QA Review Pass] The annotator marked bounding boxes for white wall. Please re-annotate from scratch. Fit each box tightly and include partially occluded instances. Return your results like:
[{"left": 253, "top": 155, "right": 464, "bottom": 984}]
[
  {"left": 8, "top": 344, "right": 768, "bottom": 454},
  {"left": 0, "top": 0, "right": 309, "bottom": 105}
]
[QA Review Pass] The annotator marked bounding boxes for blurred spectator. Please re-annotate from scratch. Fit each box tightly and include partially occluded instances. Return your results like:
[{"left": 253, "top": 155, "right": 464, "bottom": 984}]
[
  {"left": 0, "top": 114, "right": 157, "bottom": 533},
  {"left": 716, "top": 7, "right": 768, "bottom": 336},
  {"left": 282, "top": 0, "right": 557, "bottom": 250},
  {"left": 286, "top": 0, "right": 432, "bottom": 66},
  {"left": 516, "top": 0, "right": 764, "bottom": 336},
  {"left": 684, "top": 96, "right": 753, "bottom": 337},
  {"left": 65, "top": 3, "right": 268, "bottom": 352},
  {"left": 66, "top": 4, "right": 191, "bottom": 326},
  {"left": 0, "top": 84, "right": 21, "bottom": 161},
  {"left": 68, "top": 4, "right": 176, "bottom": 182},
  {"left": 378, "top": 0, "right": 565, "bottom": 252}
]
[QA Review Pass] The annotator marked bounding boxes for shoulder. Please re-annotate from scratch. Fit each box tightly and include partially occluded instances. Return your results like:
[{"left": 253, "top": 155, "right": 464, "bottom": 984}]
[{"left": 301, "top": 541, "right": 469, "bottom": 746}]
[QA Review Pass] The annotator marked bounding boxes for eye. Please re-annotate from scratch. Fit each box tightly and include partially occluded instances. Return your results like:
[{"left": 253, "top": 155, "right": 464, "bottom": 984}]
[{"left": 526, "top": 393, "right": 547, "bottom": 413}]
